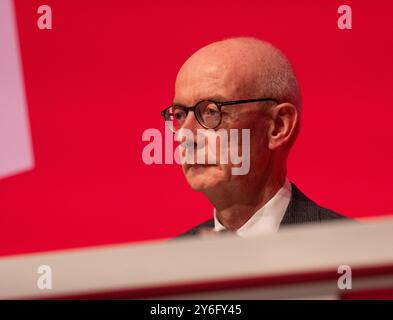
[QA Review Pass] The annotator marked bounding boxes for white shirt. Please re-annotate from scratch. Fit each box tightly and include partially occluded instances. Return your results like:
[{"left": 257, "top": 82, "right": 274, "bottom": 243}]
[{"left": 214, "top": 177, "right": 292, "bottom": 237}]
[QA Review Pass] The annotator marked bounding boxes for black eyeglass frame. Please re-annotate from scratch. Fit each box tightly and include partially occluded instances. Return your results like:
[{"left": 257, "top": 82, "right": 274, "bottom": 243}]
[{"left": 160, "top": 98, "right": 280, "bottom": 131}]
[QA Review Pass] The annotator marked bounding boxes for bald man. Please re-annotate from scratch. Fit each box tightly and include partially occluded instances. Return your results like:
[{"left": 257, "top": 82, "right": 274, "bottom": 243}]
[{"left": 161, "top": 37, "right": 349, "bottom": 238}]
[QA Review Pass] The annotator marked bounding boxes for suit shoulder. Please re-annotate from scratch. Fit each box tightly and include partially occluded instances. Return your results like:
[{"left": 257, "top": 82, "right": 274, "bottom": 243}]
[
  {"left": 281, "top": 183, "right": 351, "bottom": 225},
  {"left": 317, "top": 205, "right": 349, "bottom": 221}
]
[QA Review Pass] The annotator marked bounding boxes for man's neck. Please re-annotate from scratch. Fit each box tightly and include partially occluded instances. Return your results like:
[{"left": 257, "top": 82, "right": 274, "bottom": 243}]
[{"left": 205, "top": 169, "right": 287, "bottom": 231}]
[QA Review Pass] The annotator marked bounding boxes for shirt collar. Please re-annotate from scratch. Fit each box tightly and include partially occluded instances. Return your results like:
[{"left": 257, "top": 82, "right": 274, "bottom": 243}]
[{"left": 213, "top": 177, "right": 292, "bottom": 237}]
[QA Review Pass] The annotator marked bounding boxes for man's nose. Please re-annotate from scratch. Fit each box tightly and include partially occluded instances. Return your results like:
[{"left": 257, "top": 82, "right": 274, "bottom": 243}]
[{"left": 181, "top": 110, "right": 200, "bottom": 133}]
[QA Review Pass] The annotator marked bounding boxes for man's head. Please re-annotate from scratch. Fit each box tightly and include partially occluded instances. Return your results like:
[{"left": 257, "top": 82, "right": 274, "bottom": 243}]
[{"left": 173, "top": 37, "right": 301, "bottom": 194}]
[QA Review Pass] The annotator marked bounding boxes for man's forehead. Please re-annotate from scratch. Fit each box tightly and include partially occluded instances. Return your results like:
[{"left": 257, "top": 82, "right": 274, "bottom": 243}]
[
  {"left": 176, "top": 55, "right": 230, "bottom": 85},
  {"left": 174, "top": 57, "right": 247, "bottom": 104},
  {"left": 174, "top": 78, "right": 238, "bottom": 106},
  {"left": 173, "top": 39, "right": 273, "bottom": 104}
]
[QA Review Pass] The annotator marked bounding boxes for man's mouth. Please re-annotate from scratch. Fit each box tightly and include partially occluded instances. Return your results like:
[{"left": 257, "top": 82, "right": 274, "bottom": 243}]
[{"left": 185, "top": 164, "right": 217, "bottom": 172}]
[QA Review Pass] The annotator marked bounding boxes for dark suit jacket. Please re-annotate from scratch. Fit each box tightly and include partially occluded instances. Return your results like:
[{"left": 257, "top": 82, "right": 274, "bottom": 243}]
[{"left": 176, "top": 182, "right": 349, "bottom": 238}]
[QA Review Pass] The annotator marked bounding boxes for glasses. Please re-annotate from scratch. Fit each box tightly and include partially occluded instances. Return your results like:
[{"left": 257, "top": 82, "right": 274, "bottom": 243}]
[{"left": 161, "top": 98, "right": 279, "bottom": 132}]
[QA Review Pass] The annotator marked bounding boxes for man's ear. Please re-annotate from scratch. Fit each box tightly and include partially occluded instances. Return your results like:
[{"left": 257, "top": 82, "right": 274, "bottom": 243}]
[{"left": 268, "top": 103, "right": 299, "bottom": 150}]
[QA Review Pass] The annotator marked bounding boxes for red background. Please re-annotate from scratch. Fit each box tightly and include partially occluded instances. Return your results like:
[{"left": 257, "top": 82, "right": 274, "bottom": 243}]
[{"left": 1, "top": 0, "right": 392, "bottom": 256}]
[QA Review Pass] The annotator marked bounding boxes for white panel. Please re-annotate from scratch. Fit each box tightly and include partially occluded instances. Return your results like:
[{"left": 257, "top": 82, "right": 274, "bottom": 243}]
[
  {"left": 0, "top": 219, "right": 393, "bottom": 299},
  {"left": 0, "top": 0, "right": 34, "bottom": 180}
]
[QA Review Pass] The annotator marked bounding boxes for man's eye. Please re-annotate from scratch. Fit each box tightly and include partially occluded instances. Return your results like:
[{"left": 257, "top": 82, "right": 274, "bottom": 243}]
[
  {"left": 204, "top": 108, "right": 219, "bottom": 115},
  {"left": 174, "top": 112, "right": 185, "bottom": 120}
]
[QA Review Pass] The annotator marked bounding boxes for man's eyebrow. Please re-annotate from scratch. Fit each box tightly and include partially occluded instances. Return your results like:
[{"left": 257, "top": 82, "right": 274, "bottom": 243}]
[
  {"left": 204, "top": 94, "right": 227, "bottom": 101},
  {"left": 172, "top": 95, "right": 228, "bottom": 106}
]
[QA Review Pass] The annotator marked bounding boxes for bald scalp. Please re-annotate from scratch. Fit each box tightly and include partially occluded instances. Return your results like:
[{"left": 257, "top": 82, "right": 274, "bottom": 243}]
[{"left": 176, "top": 37, "right": 301, "bottom": 111}]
